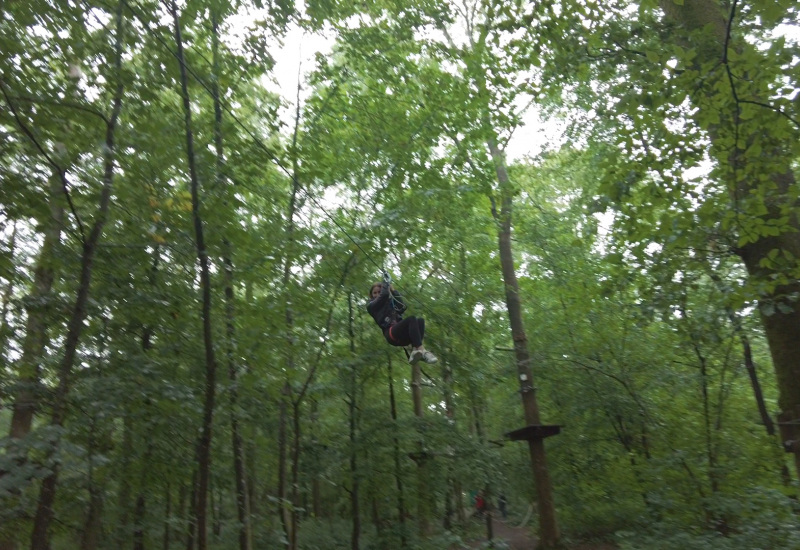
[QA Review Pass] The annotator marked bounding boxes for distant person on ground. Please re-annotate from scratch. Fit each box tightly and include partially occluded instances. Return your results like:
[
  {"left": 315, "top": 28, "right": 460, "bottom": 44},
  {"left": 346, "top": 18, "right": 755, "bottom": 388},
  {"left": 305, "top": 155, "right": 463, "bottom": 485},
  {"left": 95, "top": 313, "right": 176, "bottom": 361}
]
[
  {"left": 367, "top": 280, "right": 437, "bottom": 365},
  {"left": 498, "top": 493, "right": 507, "bottom": 519},
  {"left": 475, "top": 491, "right": 487, "bottom": 518}
]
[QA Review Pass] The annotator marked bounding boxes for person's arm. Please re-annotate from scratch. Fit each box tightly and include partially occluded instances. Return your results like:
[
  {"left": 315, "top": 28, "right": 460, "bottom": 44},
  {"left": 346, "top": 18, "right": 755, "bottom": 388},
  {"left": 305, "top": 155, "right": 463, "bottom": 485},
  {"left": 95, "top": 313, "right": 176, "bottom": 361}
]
[
  {"left": 367, "top": 282, "right": 391, "bottom": 313},
  {"left": 390, "top": 288, "right": 407, "bottom": 313}
]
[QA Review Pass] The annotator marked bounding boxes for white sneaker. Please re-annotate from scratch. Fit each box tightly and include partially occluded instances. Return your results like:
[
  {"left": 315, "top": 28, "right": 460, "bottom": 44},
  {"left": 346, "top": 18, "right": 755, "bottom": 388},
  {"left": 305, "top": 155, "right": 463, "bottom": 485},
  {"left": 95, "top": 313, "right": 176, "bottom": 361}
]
[
  {"left": 421, "top": 351, "right": 438, "bottom": 364},
  {"left": 408, "top": 349, "right": 423, "bottom": 364}
]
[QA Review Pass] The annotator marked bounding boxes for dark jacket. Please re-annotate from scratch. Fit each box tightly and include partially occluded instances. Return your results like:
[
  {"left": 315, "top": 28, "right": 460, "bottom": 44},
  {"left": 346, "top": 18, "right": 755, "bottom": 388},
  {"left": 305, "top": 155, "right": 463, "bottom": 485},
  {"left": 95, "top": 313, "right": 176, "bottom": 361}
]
[{"left": 367, "top": 282, "right": 407, "bottom": 330}]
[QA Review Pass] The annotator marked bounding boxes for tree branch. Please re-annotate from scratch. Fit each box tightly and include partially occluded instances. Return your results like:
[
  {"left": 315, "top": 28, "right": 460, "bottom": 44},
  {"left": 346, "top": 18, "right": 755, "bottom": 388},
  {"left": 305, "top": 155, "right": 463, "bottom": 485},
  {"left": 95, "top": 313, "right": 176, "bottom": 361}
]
[
  {"left": 0, "top": 79, "right": 86, "bottom": 242},
  {"left": 7, "top": 94, "right": 109, "bottom": 124}
]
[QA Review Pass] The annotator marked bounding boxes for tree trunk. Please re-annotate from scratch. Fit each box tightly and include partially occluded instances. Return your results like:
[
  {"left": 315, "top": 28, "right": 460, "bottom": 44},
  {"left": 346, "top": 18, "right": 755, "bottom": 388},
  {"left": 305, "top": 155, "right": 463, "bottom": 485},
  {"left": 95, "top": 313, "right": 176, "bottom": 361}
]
[
  {"left": 277, "top": 382, "right": 292, "bottom": 545},
  {"left": 80, "top": 487, "right": 104, "bottom": 550},
  {"left": 208, "top": 10, "right": 252, "bottom": 549},
  {"left": 347, "top": 294, "right": 361, "bottom": 550},
  {"left": 116, "top": 414, "right": 134, "bottom": 547},
  {"left": 8, "top": 173, "right": 63, "bottom": 440},
  {"left": 289, "top": 402, "right": 302, "bottom": 550},
  {"left": 441, "top": 354, "right": 459, "bottom": 529},
  {"left": 81, "top": 413, "right": 106, "bottom": 550},
  {"left": 0, "top": 222, "right": 17, "bottom": 362},
  {"left": 658, "top": 0, "right": 800, "bottom": 478},
  {"left": 410, "top": 359, "right": 432, "bottom": 536},
  {"left": 163, "top": 483, "right": 172, "bottom": 550},
  {"left": 0, "top": 191, "right": 59, "bottom": 550},
  {"left": 707, "top": 271, "right": 775, "bottom": 437},
  {"left": 488, "top": 137, "right": 560, "bottom": 548},
  {"left": 132, "top": 493, "right": 146, "bottom": 550},
  {"left": 170, "top": 3, "right": 219, "bottom": 547},
  {"left": 387, "top": 355, "right": 407, "bottom": 547},
  {"left": 310, "top": 399, "right": 322, "bottom": 518},
  {"left": 184, "top": 472, "right": 198, "bottom": 550},
  {"left": 29, "top": 3, "right": 125, "bottom": 545},
  {"left": 277, "top": 124, "right": 300, "bottom": 548}
]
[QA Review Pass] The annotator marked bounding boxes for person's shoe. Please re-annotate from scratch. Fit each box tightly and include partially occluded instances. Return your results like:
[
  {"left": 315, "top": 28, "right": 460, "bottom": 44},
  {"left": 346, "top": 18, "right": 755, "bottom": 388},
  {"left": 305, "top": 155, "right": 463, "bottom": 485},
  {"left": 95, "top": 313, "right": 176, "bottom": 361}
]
[
  {"left": 408, "top": 349, "right": 423, "bottom": 364},
  {"left": 421, "top": 350, "right": 438, "bottom": 364}
]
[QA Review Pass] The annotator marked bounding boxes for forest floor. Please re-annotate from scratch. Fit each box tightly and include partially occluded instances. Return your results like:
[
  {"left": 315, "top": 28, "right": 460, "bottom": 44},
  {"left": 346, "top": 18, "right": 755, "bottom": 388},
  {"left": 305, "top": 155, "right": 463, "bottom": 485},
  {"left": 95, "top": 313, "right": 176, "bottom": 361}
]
[{"left": 464, "top": 518, "right": 618, "bottom": 550}]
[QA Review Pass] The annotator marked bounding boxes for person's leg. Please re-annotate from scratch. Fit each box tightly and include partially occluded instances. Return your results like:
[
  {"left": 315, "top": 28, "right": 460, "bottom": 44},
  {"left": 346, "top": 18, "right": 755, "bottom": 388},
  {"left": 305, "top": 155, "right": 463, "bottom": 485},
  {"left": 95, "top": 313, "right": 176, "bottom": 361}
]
[
  {"left": 389, "top": 317, "right": 423, "bottom": 348},
  {"left": 389, "top": 317, "right": 437, "bottom": 364}
]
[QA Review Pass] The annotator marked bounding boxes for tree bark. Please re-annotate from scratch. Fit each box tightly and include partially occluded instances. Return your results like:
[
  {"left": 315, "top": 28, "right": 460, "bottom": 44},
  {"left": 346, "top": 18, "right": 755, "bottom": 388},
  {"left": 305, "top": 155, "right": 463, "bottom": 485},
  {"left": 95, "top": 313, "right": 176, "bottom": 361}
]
[
  {"left": 488, "top": 137, "right": 560, "bottom": 548},
  {"left": 170, "top": 3, "right": 219, "bottom": 547}
]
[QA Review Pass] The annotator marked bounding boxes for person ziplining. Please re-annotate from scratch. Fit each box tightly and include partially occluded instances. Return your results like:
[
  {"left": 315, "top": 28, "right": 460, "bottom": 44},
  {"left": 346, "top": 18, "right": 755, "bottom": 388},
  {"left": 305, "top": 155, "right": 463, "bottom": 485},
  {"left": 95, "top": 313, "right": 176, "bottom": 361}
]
[{"left": 367, "top": 274, "right": 438, "bottom": 365}]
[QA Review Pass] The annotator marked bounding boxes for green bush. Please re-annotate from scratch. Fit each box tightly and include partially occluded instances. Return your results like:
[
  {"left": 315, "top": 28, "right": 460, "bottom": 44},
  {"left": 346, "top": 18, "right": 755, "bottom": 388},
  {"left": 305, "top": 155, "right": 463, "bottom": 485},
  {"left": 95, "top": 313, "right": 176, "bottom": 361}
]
[{"left": 616, "top": 489, "right": 800, "bottom": 550}]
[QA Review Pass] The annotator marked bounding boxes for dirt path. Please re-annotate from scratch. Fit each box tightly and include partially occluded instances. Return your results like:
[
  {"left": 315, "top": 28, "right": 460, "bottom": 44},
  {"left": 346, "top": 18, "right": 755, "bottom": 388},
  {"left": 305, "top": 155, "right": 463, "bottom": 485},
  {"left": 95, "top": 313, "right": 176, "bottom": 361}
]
[
  {"left": 465, "top": 521, "right": 618, "bottom": 550},
  {"left": 467, "top": 519, "right": 536, "bottom": 549}
]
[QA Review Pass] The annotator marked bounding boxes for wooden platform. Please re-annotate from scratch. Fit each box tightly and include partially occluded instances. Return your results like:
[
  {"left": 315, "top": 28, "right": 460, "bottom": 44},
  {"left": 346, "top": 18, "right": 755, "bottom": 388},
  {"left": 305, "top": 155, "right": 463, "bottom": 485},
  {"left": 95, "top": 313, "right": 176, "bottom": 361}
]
[{"left": 504, "top": 424, "right": 561, "bottom": 441}]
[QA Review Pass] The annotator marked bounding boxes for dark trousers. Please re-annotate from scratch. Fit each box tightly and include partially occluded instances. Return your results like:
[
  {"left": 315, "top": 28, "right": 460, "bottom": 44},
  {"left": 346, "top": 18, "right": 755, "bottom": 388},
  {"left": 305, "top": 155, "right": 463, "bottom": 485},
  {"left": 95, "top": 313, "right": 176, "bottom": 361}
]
[{"left": 384, "top": 316, "right": 425, "bottom": 348}]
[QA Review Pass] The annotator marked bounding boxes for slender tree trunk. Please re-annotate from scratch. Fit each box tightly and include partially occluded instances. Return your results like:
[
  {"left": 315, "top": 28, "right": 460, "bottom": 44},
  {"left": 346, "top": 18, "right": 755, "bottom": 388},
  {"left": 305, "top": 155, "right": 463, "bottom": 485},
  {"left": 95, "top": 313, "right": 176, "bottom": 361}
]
[
  {"left": 0, "top": 222, "right": 17, "bottom": 363},
  {"left": 81, "top": 325, "right": 110, "bottom": 550},
  {"left": 208, "top": 11, "right": 252, "bottom": 549},
  {"left": 488, "top": 138, "right": 560, "bottom": 548},
  {"left": 132, "top": 494, "right": 146, "bottom": 550},
  {"left": 277, "top": 382, "right": 292, "bottom": 544},
  {"left": 347, "top": 294, "right": 361, "bottom": 550},
  {"left": 276, "top": 155, "right": 300, "bottom": 550},
  {"left": 170, "top": 3, "right": 219, "bottom": 547},
  {"left": 184, "top": 471, "right": 198, "bottom": 550},
  {"left": 225, "top": 257, "right": 250, "bottom": 550},
  {"left": 441, "top": 354, "right": 459, "bottom": 530},
  {"left": 29, "top": 4, "right": 125, "bottom": 546},
  {"left": 706, "top": 271, "right": 775, "bottom": 436},
  {"left": 80, "top": 488, "right": 104, "bottom": 550},
  {"left": 371, "top": 496, "right": 381, "bottom": 536},
  {"left": 163, "top": 482, "right": 172, "bottom": 550},
  {"left": 118, "top": 251, "right": 160, "bottom": 548},
  {"left": 289, "top": 403, "right": 302, "bottom": 550},
  {"left": 467, "top": 378, "right": 495, "bottom": 542},
  {"left": 277, "top": 75, "right": 305, "bottom": 550},
  {"left": 8, "top": 174, "right": 63, "bottom": 440},
  {"left": 410, "top": 359, "right": 432, "bottom": 536},
  {"left": 387, "top": 355, "right": 407, "bottom": 547},
  {"left": 349, "top": 400, "right": 361, "bottom": 550},
  {"left": 117, "top": 414, "right": 134, "bottom": 546},
  {"left": 80, "top": 419, "right": 104, "bottom": 550},
  {"left": 310, "top": 399, "right": 322, "bottom": 518}
]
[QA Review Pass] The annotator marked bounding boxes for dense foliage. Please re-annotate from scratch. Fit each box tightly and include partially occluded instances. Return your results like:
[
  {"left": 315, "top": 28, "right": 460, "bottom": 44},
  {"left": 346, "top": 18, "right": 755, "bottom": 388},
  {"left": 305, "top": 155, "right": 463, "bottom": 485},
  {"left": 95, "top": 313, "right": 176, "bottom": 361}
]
[{"left": 1, "top": 0, "right": 798, "bottom": 549}]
